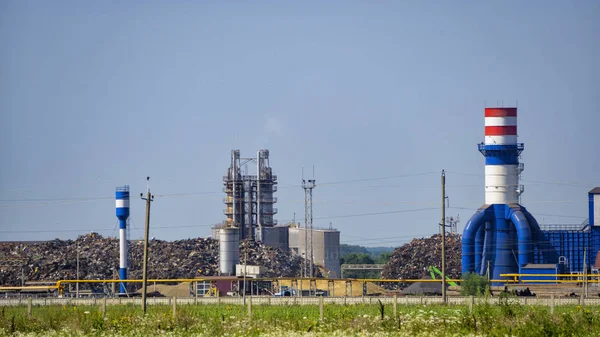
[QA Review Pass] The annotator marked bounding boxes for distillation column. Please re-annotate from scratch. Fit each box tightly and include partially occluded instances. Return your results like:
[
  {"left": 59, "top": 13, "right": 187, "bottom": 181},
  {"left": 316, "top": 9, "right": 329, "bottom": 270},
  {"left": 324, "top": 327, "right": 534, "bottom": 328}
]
[{"left": 256, "top": 149, "right": 278, "bottom": 241}]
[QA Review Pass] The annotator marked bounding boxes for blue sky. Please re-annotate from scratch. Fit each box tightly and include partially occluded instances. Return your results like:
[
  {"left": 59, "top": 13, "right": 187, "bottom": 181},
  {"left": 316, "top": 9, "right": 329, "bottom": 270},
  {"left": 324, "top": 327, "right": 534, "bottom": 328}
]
[{"left": 1, "top": 1, "right": 599, "bottom": 246}]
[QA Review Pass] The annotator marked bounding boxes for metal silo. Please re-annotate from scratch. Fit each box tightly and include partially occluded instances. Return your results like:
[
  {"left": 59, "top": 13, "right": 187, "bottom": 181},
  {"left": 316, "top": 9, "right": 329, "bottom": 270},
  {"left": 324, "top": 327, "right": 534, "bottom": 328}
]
[{"left": 219, "top": 227, "right": 240, "bottom": 276}]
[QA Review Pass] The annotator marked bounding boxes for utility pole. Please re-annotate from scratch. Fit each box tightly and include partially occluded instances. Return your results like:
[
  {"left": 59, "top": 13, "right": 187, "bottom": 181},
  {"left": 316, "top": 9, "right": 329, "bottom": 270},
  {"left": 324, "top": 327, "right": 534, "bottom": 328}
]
[
  {"left": 76, "top": 242, "right": 80, "bottom": 298},
  {"left": 583, "top": 246, "right": 588, "bottom": 297},
  {"left": 441, "top": 170, "right": 447, "bottom": 304},
  {"left": 140, "top": 177, "right": 154, "bottom": 314},
  {"left": 243, "top": 240, "right": 248, "bottom": 305}
]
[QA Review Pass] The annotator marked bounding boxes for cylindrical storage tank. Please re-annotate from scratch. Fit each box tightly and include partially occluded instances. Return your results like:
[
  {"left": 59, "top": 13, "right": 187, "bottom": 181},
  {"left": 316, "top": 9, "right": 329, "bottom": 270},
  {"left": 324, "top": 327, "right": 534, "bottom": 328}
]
[{"left": 219, "top": 227, "right": 240, "bottom": 276}]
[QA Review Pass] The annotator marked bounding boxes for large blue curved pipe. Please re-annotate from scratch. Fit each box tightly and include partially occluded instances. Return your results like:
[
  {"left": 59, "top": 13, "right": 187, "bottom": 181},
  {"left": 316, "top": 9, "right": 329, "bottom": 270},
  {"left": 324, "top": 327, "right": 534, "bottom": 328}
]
[
  {"left": 462, "top": 206, "right": 492, "bottom": 274},
  {"left": 463, "top": 204, "right": 535, "bottom": 280},
  {"left": 507, "top": 207, "right": 533, "bottom": 270},
  {"left": 493, "top": 205, "right": 515, "bottom": 280},
  {"left": 479, "top": 222, "right": 495, "bottom": 275},
  {"left": 474, "top": 226, "right": 484, "bottom": 274}
]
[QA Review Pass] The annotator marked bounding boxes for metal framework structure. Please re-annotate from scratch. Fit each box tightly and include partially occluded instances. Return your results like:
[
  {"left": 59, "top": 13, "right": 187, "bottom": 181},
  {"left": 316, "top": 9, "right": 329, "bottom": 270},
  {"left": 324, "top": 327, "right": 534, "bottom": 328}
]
[
  {"left": 223, "top": 150, "right": 277, "bottom": 240},
  {"left": 445, "top": 215, "right": 460, "bottom": 234},
  {"left": 302, "top": 173, "right": 316, "bottom": 278},
  {"left": 340, "top": 264, "right": 385, "bottom": 278}
]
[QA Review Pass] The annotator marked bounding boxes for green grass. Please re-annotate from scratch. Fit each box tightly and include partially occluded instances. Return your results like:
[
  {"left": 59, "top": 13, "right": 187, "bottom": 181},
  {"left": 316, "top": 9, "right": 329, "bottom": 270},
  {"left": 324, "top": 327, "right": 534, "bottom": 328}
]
[{"left": 1, "top": 300, "right": 600, "bottom": 336}]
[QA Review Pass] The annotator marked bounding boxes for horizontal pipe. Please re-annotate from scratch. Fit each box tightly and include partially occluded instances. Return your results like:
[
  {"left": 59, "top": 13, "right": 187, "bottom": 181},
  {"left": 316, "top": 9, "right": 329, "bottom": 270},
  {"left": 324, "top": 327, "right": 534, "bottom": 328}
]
[{"left": 0, "top": 286, "right": 59, "bottom": 290}]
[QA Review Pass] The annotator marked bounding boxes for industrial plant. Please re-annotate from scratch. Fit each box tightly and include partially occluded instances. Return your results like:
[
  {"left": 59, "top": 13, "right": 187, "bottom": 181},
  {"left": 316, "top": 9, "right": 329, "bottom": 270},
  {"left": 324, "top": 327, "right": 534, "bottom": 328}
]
[
  {"left": 462, "top": 108, "right": 600, "bottom": 283},
  {"left": 1, "top": 108, "right": 599, "bottom": 299},
  {"left": 213, "top": 149, "right": 341, "bottom": 279}
]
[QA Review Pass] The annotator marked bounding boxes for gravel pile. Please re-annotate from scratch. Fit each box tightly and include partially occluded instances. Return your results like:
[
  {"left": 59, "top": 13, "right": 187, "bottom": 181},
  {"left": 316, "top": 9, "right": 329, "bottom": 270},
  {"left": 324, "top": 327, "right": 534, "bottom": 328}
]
[
  {"left": 381, "top": 234, "right": 462, "bottom": 288},
  {"left": 0, "top": 233, "right": 303, "bottom": 286}
]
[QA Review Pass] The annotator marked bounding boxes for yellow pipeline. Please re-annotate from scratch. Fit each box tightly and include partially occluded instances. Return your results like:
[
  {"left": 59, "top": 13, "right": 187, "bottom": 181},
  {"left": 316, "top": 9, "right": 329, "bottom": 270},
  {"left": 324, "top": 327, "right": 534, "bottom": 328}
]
[
  {"left": 0, "top": 286, "right": 58, "bottom": 291},
  {"left": 3, "top": 276, "right": 537, "bottom": 294},
  {"left": 56, "top": 278, "right": 206, "bottom": 290},
  {"left": 500, "top": 273, "right": 600, "bottom": 284},
  {"left": 6, "top": 277, "right": 532, "bottom": 294}
]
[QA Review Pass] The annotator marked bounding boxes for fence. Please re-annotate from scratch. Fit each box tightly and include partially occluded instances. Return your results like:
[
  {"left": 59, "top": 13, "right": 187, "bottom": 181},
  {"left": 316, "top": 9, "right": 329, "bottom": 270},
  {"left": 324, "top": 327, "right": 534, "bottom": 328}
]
[{"left": 0, "top": 295, "right": 598, "bottom": 307}]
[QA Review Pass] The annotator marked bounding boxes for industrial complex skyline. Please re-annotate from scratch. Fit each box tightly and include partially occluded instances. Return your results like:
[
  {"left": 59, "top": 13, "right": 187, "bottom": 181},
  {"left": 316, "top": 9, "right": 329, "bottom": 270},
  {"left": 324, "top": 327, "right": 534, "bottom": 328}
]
[{"left": 1, "top": 1, "right": 599, "bottom": 246}]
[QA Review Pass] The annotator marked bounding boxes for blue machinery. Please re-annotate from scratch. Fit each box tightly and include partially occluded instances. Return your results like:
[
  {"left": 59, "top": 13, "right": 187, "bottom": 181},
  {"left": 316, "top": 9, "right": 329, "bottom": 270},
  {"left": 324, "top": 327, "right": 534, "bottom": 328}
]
[{"left": 462, "top": 108, "right": 600, "bottom": 282}]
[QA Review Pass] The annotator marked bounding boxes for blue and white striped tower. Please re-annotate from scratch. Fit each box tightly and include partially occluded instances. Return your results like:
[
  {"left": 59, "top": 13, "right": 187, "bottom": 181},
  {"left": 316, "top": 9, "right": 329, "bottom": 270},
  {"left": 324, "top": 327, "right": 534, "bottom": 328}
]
[
  {"left": 462, "top": 108, "right": 550, "bottom": 283},
  {"left": 116, "top": 186, "right": 130, "bottom": 294}
]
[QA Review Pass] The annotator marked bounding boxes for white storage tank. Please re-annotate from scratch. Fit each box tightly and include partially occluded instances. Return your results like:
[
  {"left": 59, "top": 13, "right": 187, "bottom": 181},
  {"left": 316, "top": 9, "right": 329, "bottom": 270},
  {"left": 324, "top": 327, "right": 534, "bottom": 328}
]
[{"left": 219, "top": 227, "right": 240, "bottom": 276}]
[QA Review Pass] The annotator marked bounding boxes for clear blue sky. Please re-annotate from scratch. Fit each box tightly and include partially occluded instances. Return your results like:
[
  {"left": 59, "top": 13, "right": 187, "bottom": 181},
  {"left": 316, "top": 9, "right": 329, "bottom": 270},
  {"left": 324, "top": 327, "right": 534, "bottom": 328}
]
[{"left": 1, "top": 1, "right": 599, "bottom": 246}]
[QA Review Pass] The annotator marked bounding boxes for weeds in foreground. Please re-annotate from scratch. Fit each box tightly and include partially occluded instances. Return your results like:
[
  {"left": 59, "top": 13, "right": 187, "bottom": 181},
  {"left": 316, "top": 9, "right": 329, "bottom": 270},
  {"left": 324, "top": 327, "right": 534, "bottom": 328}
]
[{"left": 1, "top": 301, "right": 599, "bottom": 336}]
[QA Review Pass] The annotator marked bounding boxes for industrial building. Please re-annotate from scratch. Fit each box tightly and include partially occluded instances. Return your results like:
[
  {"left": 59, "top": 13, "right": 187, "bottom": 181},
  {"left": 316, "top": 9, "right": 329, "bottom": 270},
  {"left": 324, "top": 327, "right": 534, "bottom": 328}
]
[
  {"left": 289, "top": 224, "right": 341, "bottom": 278},
  {"left": 214, "top": 149, "right": 341, "bottom": 278},
  {"left": 533, "top": 187, "right": 600, "bottom": 273},
  {"left": 462, "top": 107, "right": 600, "bottom": 282},
  {"left": 221, "top": 149, "right": 277, "bottom": 241}
]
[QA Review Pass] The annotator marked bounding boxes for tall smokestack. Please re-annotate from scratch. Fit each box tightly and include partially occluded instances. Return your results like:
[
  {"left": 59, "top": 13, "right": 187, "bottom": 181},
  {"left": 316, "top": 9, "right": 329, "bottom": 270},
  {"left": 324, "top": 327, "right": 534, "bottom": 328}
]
[{"left": 115, "top": 186, "right": 130, "bottom": 294}]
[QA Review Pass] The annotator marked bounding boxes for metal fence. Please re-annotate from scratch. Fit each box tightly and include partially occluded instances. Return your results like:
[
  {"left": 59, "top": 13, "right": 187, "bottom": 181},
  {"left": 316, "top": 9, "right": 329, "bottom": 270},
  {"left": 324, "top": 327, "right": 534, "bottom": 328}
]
[{"left": 0, "top": 296, "right": 598, "bottom": 307}]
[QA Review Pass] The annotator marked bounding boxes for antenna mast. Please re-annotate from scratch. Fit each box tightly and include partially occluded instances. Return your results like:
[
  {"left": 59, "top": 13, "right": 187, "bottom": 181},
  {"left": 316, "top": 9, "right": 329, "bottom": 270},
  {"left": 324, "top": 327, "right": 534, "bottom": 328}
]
[{"left": 302, "top": 167, "right": 316, "bottom": 278}]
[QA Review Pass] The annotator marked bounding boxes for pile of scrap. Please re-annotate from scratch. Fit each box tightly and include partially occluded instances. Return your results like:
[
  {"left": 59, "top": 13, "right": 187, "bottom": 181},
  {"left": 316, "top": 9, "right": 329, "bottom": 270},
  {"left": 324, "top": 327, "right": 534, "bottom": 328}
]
[
  {"left": 381, "top": 234, "right": 462, "bottom": 288},
  {"left": 0, "top": 233, "right": 304, "bottom": 286},
  {"left": 239, "top": 240, "right": 304, "bottom": 278}
]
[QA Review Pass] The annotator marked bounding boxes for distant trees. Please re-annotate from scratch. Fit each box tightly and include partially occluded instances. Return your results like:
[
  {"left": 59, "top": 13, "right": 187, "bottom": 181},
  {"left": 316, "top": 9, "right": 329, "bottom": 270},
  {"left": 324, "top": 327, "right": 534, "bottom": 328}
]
[
  {"left": 340, "top": 244, "right": 370, "bottom": 257},
  {"left": 339, "top": 246, "right": 395, "bottom": 279},
  {"left": 340, "top": 253, "right": 374, "bottom": 265},
  {"left": 376, "top": 252, "right": 392, "bottom": 264}
]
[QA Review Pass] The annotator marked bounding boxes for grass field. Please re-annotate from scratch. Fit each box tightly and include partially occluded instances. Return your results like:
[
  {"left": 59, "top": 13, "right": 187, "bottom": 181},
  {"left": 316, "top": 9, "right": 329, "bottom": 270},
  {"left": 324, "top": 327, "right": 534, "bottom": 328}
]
[{"left": 1, "top": 300, "right": 600, "bottom": 336}]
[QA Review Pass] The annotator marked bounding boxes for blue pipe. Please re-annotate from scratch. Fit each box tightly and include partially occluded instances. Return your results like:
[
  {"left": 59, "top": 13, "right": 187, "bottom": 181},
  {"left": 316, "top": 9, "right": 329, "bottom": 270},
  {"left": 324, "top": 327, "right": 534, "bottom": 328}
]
[
  {"left": 119, "top": 268, "right": 127, "bottom": 294},
  {"left": 479, "top": 222, "right": 494, "bottom": 275},
  {"left": 493, "top": 204, "right": 516, "bottom": 280},
  {"left": 590, "top": 192, "right": 595, "bottom": 226},
  {"left": 474, "top": 225, "right": 484, "bottom": 274},
  {"left": 487, "top": 220, "right": 497, "bottom": 277},
  {"left": 462, "top": 206, "right": 492, "bottom": 275},
  {"left": 507, "top": 207, "right": 533, "bottom": 270}
]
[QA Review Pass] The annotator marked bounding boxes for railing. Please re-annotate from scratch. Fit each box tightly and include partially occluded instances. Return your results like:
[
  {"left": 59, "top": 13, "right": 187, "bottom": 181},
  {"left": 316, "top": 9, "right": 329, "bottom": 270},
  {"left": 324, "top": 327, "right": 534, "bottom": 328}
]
[
  {"left": 0, "top": 296, "right": 597, "bottom": 307},
  {"left": 500, "top": 273, "right": 600, "bottom": 284},
  {"left": 539, "top": 224, "right": 591, "bottom": 231},
  {"left": 477, "top": 143, "right": 524, "bottom": 154}
]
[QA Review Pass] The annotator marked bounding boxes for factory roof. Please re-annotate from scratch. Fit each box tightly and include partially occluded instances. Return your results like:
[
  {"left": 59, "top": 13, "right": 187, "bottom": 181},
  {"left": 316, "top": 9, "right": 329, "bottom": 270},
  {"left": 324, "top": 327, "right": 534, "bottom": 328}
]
[{"left": 589, "top": 187, "right": 600, "bottom": 194}]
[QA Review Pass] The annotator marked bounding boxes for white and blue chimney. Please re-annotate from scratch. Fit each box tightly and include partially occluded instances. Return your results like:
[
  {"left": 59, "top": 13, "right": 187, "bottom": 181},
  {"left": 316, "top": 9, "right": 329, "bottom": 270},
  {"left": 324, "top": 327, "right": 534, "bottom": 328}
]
[{"left": 116, "top": 186, "right": 130, "bottom": 294}]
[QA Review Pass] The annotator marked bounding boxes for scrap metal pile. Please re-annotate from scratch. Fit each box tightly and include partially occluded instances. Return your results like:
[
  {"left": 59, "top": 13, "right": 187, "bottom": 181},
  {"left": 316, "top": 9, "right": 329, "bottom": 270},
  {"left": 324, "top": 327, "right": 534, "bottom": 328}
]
[
  {"left": 240, "top": 240, "right": 304, "bottom": 277},
  {"left": 381, "top": 233, "right": 462, "bottom": 286},
  {"left": 0, "top": 233, "right": 303, "bottom": 286}
]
